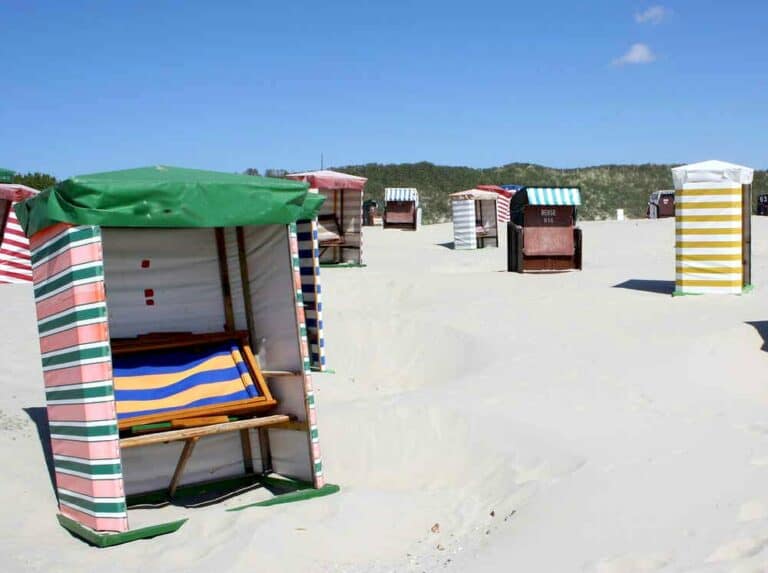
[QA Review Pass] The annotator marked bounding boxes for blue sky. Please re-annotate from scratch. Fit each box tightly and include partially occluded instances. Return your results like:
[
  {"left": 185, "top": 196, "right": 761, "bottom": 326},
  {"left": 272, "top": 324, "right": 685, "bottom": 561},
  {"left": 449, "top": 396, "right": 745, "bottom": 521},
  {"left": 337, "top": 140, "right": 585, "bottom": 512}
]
[{"left": 2, "top": 1, "right": 766, "bottom": 178}]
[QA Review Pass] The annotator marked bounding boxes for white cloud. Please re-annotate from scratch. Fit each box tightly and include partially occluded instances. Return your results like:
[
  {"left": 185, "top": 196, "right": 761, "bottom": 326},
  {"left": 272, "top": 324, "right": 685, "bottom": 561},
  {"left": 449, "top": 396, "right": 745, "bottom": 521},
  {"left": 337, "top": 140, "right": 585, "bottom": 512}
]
[
  {"left": 613, "top": 43, "right": 656, "bottom": 66},
  {"left": 635, "top": 5, "right": 670, "bottom": 24}
]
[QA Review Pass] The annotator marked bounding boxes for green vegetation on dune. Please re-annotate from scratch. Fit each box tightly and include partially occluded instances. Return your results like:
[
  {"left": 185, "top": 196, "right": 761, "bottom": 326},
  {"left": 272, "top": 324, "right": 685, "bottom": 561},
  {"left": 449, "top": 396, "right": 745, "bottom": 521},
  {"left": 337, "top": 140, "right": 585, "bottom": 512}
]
[
  {"left": 333, "top": 162, "right": 768, "bottom": 223},
  {"left": 12, "top": 172, "right": 57, "bottom": 191},
  {"left": 12, "top": 164, "right": 768, "bottom": 225}
]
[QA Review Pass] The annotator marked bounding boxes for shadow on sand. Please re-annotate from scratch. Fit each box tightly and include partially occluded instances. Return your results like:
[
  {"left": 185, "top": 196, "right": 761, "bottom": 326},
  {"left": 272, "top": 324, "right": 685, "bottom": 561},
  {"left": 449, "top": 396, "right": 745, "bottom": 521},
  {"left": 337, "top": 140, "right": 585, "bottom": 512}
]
[
  {"left": 24, "top": 406, "right": 57, "bottom": 496},
  {"left": 435, "top": 242, "right": 455, "bottom": 250},
  {"left": 747, "top": 321, "right": 768, "bottom": 353},
  {"left": 613, "top": 279, "right": 675, "bottom": 295}
]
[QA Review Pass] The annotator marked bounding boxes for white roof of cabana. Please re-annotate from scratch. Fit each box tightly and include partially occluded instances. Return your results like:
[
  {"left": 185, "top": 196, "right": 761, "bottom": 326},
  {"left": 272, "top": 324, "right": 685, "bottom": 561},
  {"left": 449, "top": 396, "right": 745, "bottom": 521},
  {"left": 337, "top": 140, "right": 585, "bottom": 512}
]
[
  {"left": 672, "top": 160, "right": 754, "bottom": 188},
  {"left": 449, "top": 189, "right": 499, "bottom": 201},
  {"left": 286, "top": 170, "right": 367, "bottom": 191},
  {"left": 0, "top": 183, "right": 39, "bottom": 202}
]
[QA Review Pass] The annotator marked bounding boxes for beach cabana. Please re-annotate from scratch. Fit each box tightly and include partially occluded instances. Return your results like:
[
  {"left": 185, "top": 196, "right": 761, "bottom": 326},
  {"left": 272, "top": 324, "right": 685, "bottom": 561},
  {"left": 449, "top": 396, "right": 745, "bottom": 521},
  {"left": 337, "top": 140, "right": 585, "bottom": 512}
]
[
  {"left": 384, "top": 188, "right": 420, "bottom": 230},
  {"left": 671, "top": 160, "right": 754, "bottom": 295},
  {"left": 758, "top": 194, "right": 768, "bottom": 216},
  {"left": 285, "top": 169, "right": 366, "bottom": 372},
  {"left": 507, "top": 187, "right": 583, "bottom": 272},
  {"left": 0, "top": 183, "right": 38, "bottom": 283},
  {"left": 15, "top": 166, "right": 338, "bottom": 546},
  {"left": 450, "top": 189, "right": 500, "bottom": 249},
  {"left": 476, "top": 185, "right": 515, "bottom": 223},
  {"left": 286, "top": 170, "right": 367, "bottom": 266},
  {"left": 647, "top": 190, "right": 675, "bottom": 219}
]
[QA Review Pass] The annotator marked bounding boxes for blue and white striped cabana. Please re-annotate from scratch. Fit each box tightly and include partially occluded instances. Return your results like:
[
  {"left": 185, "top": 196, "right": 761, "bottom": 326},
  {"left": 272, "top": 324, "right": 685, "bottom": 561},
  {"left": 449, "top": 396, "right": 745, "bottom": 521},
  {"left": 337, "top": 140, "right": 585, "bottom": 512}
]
[
  {"left": 450, "top": 189, "right": 499, "bottom": 250},
  {"left": 384, "top": 187, "right": 419, "bottom": 206}
]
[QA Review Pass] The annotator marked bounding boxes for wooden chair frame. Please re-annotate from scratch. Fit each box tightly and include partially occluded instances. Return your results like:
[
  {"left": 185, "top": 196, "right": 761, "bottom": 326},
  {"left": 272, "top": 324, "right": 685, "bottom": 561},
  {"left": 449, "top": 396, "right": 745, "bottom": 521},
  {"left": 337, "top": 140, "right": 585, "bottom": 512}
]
[
  {"left": 112, "top": 330, "right": 277, "bottom": 431},
  {"left": 316, "top": 212, "right": 346, "bottom": 257},
  {"left": 106, "top": 226, "right": 313, "bottom": 499},
  {"left": 474, "top": 200, "right": 498, "bottom": 248}
]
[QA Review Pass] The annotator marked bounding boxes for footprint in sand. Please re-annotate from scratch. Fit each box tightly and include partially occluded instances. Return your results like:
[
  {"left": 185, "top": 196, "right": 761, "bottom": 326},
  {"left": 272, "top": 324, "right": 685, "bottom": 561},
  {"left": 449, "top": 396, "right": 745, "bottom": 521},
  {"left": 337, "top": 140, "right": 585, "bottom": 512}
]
[
  {"left": 587, "top": 554, "right": 669, "bottom": 572},
  {"left": 743, "top": 422, "right": 768, "bottom": 436},
  {"left": 706, "top": 536, "right": 768, "bottom": 563},
  {"left": 739, "top": 500, "right": 768, "bottom": 522}
]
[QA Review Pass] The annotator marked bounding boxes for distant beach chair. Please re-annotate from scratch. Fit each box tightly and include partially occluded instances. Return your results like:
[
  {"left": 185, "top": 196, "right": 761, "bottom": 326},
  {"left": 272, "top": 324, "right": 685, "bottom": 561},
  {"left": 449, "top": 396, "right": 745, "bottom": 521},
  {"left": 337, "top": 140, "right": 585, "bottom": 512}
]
[
  {"left": 507, "top": 187, "right": 583, "bottom": 272},
  {"left": 286, "top": 170, "right": 367, "bottom": 266},
  {"left": 384, "top": 188, "right": 420, "bottom": 230}
]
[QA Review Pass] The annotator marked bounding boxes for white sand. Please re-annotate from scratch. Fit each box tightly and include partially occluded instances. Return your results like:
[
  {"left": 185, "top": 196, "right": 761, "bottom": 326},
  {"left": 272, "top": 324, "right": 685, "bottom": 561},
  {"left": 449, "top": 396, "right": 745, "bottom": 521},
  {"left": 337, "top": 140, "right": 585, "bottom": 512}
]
[{"left": 3, "top": 218, "right": 768, "bottom": 572}]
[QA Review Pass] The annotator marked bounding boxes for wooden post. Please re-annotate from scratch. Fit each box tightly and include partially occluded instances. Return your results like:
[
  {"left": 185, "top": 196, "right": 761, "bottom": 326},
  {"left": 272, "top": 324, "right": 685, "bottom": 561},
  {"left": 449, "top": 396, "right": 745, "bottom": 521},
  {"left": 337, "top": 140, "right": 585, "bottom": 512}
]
[
  {"left": 214, "top": 228, "right": 236, "bottom": 332},
  {"left": 235, "top": 227, "right": 256, "bottom": 345},
  {"left": 743, "top": 184, "right": 752, "bottom": 288},
  {"left": 257, "top": 428, "right": 273, "bottom": 476},
  {"left": 169, "top": 437, "right": 199, "bottom": 497},
  {"left": 507, "top": 222, "right": 516, "bottom": 272},
  {"left": 239, "top": 429, "right": 254, "bottom": 474},
  {"left": 338, "top": 189, "right": 345, "bottom": 263}
]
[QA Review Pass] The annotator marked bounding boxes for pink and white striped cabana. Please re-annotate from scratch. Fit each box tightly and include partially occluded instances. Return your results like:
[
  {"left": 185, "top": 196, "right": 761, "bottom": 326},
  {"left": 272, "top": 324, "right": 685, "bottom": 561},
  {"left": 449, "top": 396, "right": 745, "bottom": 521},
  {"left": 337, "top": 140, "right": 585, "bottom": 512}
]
[
  {"left": 475, "top": 185, "right": 515, "bottom": 223},
  {"left": 286, "top": 170, "right": 367, "bottom": 265}
]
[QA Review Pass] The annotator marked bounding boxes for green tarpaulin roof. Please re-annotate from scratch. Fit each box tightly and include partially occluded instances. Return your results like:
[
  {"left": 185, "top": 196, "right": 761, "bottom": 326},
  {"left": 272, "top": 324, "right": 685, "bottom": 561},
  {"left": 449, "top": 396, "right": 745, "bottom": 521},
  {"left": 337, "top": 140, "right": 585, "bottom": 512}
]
[
  {"left": 0, "top": 168, "right": 15, "bottom": 183},
  {"left": 15, "top": 165, "right": 325, "bottom": 236}
]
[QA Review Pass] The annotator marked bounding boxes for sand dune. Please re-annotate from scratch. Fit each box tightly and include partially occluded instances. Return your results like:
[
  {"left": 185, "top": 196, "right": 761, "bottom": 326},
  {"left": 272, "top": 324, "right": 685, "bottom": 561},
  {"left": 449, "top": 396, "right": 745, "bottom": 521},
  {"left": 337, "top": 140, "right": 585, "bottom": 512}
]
[{"left": 3, "top": 218, "right": 768, "bottom": 572}]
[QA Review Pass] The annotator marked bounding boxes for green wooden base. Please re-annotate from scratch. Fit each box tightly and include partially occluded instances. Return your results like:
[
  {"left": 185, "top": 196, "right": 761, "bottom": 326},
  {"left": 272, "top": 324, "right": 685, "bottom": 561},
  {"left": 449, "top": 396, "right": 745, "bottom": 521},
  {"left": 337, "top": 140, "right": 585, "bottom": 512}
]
[
  {"left": 311, "top": 367, "right": 336, "bottom": 374},
  {"left": 126, "top": 474, "right": 340, "bottom": 511},
  {"left": 57, "top": 514, "right": 187, "bottom": 548},
  {"left": 227, "top": 481, "right": 340, "bottom": 511}
]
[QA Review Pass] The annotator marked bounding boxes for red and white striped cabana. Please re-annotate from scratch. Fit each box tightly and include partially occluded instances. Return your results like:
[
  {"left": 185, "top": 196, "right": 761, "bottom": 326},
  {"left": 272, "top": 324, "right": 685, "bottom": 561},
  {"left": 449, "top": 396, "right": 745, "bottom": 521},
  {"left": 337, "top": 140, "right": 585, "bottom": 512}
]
[
  {"left": 475, "top": 185, "right": 515, "bottom": 223},
  {"left": 286, "top": 170, "right": 367, "bottom": 266},
  {"left": 0, "top": 184, "right": 39, "bottom": 283}
]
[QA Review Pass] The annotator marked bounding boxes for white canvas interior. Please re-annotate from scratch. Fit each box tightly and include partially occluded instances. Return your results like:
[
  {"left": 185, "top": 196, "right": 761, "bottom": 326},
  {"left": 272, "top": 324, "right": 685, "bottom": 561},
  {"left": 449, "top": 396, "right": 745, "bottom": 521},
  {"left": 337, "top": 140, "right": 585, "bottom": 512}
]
[
  {"left": 101, "top": 225, "right": 314, "bottom": 492},
  {"left": 478, "top": 199, "right": 498, "bottom": 233},
  {"left": 101, "top": 228, "right": 227, "bottom": 337}
]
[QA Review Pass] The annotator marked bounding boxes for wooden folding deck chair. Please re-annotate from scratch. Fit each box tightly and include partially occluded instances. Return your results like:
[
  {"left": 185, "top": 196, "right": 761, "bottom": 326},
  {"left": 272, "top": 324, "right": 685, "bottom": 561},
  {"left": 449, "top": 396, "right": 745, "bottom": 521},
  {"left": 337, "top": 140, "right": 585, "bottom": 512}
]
[
  {"left": 112, "top": 331, "right": 292, "bottom": 498},
  {"left": 474, "top": 202, "right": 497, "bottom": 248},
  {"left": 315, "top": 213, "right": 345, "bottom": 256}
]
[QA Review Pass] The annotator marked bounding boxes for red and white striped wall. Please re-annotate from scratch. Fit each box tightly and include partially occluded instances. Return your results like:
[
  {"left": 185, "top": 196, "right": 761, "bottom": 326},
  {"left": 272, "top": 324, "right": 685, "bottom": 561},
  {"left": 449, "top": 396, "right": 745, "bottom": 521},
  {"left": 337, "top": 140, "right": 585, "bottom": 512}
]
[
  {"left": 475, "top": 185, "right": 513, "bottom": 223},
  {"left": 0, "top": 184, "right": 39, "bottom": 284}
]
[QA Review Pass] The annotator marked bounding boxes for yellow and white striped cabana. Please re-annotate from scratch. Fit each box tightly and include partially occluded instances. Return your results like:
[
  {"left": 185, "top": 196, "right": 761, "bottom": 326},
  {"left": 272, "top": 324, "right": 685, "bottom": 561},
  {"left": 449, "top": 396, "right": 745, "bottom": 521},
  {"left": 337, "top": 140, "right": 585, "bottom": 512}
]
[{"left": 672, "top": 160, "right": 754, "bottom": 295}]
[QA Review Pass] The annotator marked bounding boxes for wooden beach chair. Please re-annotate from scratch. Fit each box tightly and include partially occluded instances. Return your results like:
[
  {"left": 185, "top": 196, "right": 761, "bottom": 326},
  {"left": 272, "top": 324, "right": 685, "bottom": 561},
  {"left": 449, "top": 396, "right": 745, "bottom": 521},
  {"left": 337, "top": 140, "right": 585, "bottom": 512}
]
[
  {"left": 112, "top": 331, "right": 288, "bottom": 497},
  {"left": 383, "top": 201, "right": 416, "bottom": 229},
  {"left": 316, "top": 213, "right": 345, "bottom": 257}
]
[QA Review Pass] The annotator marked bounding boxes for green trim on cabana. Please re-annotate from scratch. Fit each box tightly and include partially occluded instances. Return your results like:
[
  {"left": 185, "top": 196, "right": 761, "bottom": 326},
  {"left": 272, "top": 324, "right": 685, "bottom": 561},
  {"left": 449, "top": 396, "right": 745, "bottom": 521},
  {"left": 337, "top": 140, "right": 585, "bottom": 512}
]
[
  {"left": 672, "top": 285, "right": 753, "bottom": 297},
  {"left": 57, "top": 514, "right": 187, "bottom": 547},
  {"left": 226, "top": 479, "right": 340, "bottom": 510},
  {"left": 15, "top": 165, "right": 325, "bottom": 236},
  {"left": 124, "top": 473, "right": 340, "bottom": 510}
]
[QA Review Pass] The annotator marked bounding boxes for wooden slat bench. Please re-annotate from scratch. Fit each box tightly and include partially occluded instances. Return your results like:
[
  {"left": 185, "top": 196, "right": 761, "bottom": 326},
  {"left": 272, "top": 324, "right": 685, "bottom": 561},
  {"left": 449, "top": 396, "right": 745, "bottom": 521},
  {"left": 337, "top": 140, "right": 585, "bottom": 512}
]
[
  {"left": 120, "top": 414, "right": 294, "bottom": 496},
  {"left": 112, "top": 331, "right": 302, "bottom": 499}
]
